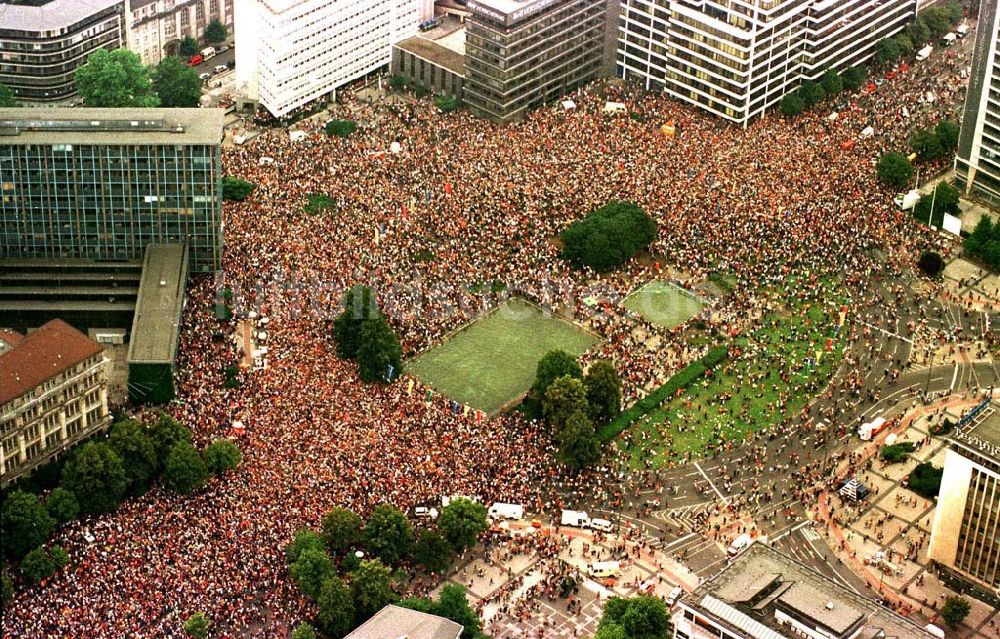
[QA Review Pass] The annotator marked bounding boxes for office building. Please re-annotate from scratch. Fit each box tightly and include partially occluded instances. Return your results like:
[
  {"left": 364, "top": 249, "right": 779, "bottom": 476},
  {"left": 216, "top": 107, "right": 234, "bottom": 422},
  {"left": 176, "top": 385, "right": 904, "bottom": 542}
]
[
  {"left": 463, "top": 0, "right": 608, "bottom": 122},
  {"left": 234, "top": 0, "right": 421, "bottom": 118},
  {"left": 346, "top": 605, "right": 462, "bottom": 639},
  {"left": 1, "top": 319, "right": 111, "bottom": 487},
  {"left": 929, "top": 403, "right": 1000, "bottom": 598},
  {"left": 126, "top": 0, "right": 235, "bottom": 65},
  {"left": 0, "top": 108, "right": 224, "bottom": 273},
  {"left": 392, "top": 17, "right": 466, "bottom": 101},
  {"left": 955, "top": 0, "right": 1000, "bottom": 204},
  {"left": 618, "top": 0, "right": 918, "bottom": 126},
  {"left": 674, "top": 543, "right": 932, "bottom": 639},
  {"left": 0, "top": 0, "right": 126, "bottom": 103}
]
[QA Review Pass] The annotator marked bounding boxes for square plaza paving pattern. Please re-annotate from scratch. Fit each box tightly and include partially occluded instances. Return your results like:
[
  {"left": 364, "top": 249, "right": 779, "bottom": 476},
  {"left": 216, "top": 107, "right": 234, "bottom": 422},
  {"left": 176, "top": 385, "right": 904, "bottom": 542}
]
[
  {"left": 623, "top": 280, "right": 705, "bottom": 328},
  {"left": 408, "top": 298, "right": 599, "bottom": 412}
]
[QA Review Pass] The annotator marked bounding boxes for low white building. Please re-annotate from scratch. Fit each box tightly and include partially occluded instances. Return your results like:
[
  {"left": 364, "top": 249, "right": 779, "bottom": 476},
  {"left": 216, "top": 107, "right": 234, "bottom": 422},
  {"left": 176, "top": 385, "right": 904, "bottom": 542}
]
[
  {"left": 235, "top": 0, "right": 421, "bottom": 118},
  {"left": 126, "top": 0, "right": 235, "bottom": 65}
]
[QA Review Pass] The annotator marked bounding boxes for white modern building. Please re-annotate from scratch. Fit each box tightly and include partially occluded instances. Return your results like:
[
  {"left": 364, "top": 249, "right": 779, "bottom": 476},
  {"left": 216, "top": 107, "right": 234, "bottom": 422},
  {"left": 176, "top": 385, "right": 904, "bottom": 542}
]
[
  {"left": 955, "top": 0, "right": 1000, "bottom": 204},
  {"left": 126, "top": 0, "right": 235, "bottom": 65},
  {"left": 617, "top": 0, "right": 919, "bottom": 126},
  {"left": 235, "top": 0, "right": 422, "bottom": 118}
]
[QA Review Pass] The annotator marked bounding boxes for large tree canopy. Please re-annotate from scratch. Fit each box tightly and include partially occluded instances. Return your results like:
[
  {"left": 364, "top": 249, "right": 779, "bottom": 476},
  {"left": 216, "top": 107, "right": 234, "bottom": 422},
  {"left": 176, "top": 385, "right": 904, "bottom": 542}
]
[{"left": 75, "top": 48, "right": 159, "bottom": 107}]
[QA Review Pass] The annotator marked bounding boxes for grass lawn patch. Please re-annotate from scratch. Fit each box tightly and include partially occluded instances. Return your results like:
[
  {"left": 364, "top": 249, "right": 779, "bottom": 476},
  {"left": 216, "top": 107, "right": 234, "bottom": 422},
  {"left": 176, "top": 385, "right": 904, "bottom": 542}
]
[
  {"left": 303, "top": 193, "right": 335, "bottom": 215},
  {"left": 408, "top": 298, "right": 599, "bottom": 413},
  {"left": 623, "top": 280, "right": 705, "bottom": 328}
]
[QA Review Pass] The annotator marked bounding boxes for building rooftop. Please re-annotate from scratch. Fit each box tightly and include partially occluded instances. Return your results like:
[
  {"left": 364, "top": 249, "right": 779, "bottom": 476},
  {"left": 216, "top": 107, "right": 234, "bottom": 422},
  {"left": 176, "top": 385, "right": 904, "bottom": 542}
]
[
  {"left": 688, "top": 544, "right": 931, "bottom": 639},
  {"left": 467, "top": 0, "right": 564, "bottom": 25},
  {"left": 0, "top": 319, "right": 103, "bottom": 404},
  {"left": 345, "top": 605, "right": 463, "bottom": 639},
  {"left": 0, "top": 0, "right": 122, "bottom": 33},
  {"left": 0, "top": 108, "right": 224, "bottom": 146},
  {"left": 952, "top": 403, "right": 1000, "bottom": 461},
  {"left": 396, "top": 35, "right": 466, "bottom": 76},
  {"left": 127, "top": 244, "right": 188, "bottom": 364}
]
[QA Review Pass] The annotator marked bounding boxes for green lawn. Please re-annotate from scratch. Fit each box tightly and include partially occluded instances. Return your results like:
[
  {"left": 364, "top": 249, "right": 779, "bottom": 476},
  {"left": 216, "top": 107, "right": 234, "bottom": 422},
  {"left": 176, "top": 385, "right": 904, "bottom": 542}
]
[
  {"left": 617, "top": 281, "right": 847, "bottom": 467},
  {"left": 623, "top": 280, "right": 705, "bottom": 328},
  {"left": 408, "top": 298, "right": 600, "bottom": 413}
]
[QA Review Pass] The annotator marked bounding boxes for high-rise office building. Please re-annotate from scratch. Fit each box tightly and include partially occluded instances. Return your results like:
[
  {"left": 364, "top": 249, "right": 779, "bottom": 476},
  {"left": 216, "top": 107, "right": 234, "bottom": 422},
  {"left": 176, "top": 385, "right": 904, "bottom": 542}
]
[
  {"left": 126, "top": 0, "right": 235, "bottom": 65},
  {"left": 617, "top": 0, "right": 918, "bottom": 126},
  {"left": 929, "top": 404, "right": 1000, "bottom": 596},
  {"left": 0, "top": 0, "right": 126, "bottom": 103},
  {"left": 234, "top": 0, "right": 421, "bottom": 118},
  {"left": 0, "top": 108, "right": 224, "bottom": 273},
  {"left": 955, "top": 0, "right": 1000, "bottom": 205},
  {"left": 464, "top": 0, "right": 608, "bottom": 123}
]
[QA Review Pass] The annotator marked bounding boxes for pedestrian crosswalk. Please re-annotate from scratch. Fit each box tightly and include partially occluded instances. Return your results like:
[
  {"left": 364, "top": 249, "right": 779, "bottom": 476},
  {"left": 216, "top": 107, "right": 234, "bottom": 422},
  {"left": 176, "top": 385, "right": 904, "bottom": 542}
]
[{"left": 651, "top": 501, "right": 714, "bottom": 534}]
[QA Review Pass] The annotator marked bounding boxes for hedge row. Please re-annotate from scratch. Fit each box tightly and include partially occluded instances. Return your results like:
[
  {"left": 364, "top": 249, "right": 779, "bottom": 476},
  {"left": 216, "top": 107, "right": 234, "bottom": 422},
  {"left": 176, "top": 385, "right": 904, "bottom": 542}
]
[{"left": 597, "top": 345, "right": 728, "bottom": 442}]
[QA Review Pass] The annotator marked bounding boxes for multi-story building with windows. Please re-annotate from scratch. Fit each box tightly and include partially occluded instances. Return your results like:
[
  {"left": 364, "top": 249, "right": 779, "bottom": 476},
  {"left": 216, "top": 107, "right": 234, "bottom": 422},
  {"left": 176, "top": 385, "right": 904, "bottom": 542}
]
[
  {"left": 463, "top": 0, "right": 608, "bottom": 122},
  {"left": 0, "top": 0, "right": 126, "bottom": 103},
  {"left": 617, "top": 0, "right": 918, "bottom": 126},
  {"left": 0, "top": 108, "right": 223, "bottom": 272},
  {"left": 955, "top": 0, "right": 1000, "bottom": 205},
  {"left": 929, "top": 404, "right": 1000, "bottom": 599},
  {"left": 234, "top": 0, "right": 421, "bottom": 118},
  {"left": 126, "top": 0, "right": 235, "bottom": 65},
  {"left": 0, "top": 319, "right": 110, "bottom": 487}
]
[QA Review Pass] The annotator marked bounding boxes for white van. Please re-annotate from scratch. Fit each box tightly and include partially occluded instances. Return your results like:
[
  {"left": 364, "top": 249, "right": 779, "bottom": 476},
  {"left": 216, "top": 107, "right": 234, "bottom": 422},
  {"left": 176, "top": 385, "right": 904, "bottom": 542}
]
[
  {"left": 727, "top": 533, "right": 753, "bottom": 557},
  {"left": 589, "top": 518, "right": 614, "bottom": 532},
  {"left": 488, "top": 502, "right": 524, "bottom": 520},
  {"left": 916, "top": 45, "right": 933, "bottom": 61},
  {"left": 587, "top": 561, "right": 621, "bottom": 579},
  {"left": 956, "top": 24, "right": 969, "bottom": 38},
  {"left": 561, "top": 509, "right": 590, "bottom": 527},
  {"left": 666, "top": 586, "right": 683, "bottom": 606},
  {"left": 942, "top": 33, "right": 957, "bottom": 47},
  {"left": 200, "top": 46, "right": 216, "bottom": 59}
]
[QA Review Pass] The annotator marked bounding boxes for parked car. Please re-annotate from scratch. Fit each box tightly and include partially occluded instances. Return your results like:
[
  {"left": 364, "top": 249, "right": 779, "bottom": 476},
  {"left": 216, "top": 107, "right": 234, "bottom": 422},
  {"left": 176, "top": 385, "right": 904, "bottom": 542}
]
[
  {"left": 199, "top": 72, "right": 211, "bottom": 81},
  {"left": 214, "top": 64, "right": 228, "bottom": 74}
]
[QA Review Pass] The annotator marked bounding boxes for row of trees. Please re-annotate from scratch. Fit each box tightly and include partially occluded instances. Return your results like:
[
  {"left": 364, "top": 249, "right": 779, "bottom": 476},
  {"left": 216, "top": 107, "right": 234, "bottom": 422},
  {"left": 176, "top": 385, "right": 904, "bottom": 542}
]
[
  {"left": 872, "top": 1, "right": 964, "bottom": 68},
  {"left": 876, "top": 119, "right": 960, "bottom": 191},
  {"left": 561, "top": 202, "right": 657, "bottom": 273},
  {"left": 1, "top": 415, "right": 241, "bottom": 604},
  {"left": 332, "top": 286, "right": 403, "bottom": 383},
  {"left": 780, "top": 66, "right": 867, "bottom": 117},
  {"left": 74, "top": 48, "right": 203, "bottom": 108},
  {"left": 964, "top": 215, "right": 1000, "bottom": 271},
  {"left": 284, "top": 498, "right": 488, "bottom": 637}
]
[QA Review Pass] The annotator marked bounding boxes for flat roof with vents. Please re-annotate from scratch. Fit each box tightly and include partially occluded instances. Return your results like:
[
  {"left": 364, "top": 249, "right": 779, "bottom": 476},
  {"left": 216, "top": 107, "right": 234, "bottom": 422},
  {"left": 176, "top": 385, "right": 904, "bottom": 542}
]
[{"left": 0, "top": 108, "right": 223, "bottom": 146}]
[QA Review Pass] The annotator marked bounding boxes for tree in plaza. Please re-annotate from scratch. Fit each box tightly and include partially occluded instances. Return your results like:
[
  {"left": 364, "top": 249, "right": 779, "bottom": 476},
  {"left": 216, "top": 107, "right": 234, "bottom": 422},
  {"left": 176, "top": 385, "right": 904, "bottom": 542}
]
[
  {"left": 920, "top": 7, "right": 952, "bottom": 40},
  {"left": 560, "top": 201, "right": 657, "bottom": 273},
  {"left": 221, "top": 177, "right": 256, "bottom": 201},
  {"left": 50, "top": 545, "right": 69, "bottom": 570},
  {"left": 355, "top": 316, "right": 403, "bottom": 383},
  {"left": 873, "top": 38, "right": 902, "bottom": 67},
  {"left": 943, "top": 0, "right": 962, "bottom": 24},
  {"left": 905, "top": 18, "right": 931, "bottom": 47},
  {"left": 183, "top": 612, "right": 211, "bottom": 639},
  {"left": 286, "top": 527, "right": 325, "bottom": 563},
  {"left": 350, "top": 559, "right": 399, "bottom": 624},
  {"left": 74, "top": 48, "right": 159, "bottom": 107},
  {"left": 797, "top": 81, "right": 825, "bottom": 108},
  {"left": 325, "top": 119, "right": 358, "bottom": 137},
  {"left": 917, "top": 251, "right": 944, "bottom": 278},
  {"left": 0, "top": 82, "right": 15, "bottom": 107},
  {"left": 435, "top": 584, "right": 485, "bottom": 639},
  {"left": 940, "top": 596, "right": 971, "bottom": 628},
  {"left": 935, "top": 120, "right": 959, "bottom": 151},
  {"left": 819, "top": 69, "right": 843, "bottom": 96},
  {"left": 163, "top": 441, "right": 208, "bottom": 494},
  {"left": 910, "top": 128, "right": 944, "bottom": 162},
  {"left": 779, "top": 92, "right": 804, "bottom": 117},
  {"left": 363, "top": 504, "right": 413, "bottom": 565},
  {"left": 542, "top": 375, "right": 589, "bottom": 430},
  {"left": 150, "top": 413, "right": 193, "bottom": 471},
  {"left": 203, "top": 19, "right": 228, "bottom": 45},
  {"left": 322, "top": 507, "right": 364, "bottom": 555},
  {"left": 291, "top": 623, "right": 317, "bottom": 639},
  {"left": 317, "top": 576, "right": 356, "bottom": 638},
  {"left": 893, "top": 34, "right": 914, "bottom": 57},
  {"left": 435, "top": 95, "right": 460, "bottom": 112},
  {"left": 584, "top": 360, "right": 622, "bottom": 424},
  {"left": 439, "top": 497, "right": 488, "bottom": 552},
  {"left": 20, "top": 546, "right": 57, "bottom": 585},
  {"left": 108, "top": 419, "right": 158, "bottom": 495},
  {"left": 399, "top": 596, "right": 436, "bottom": 613},
  {"left": 913, "top": 182, "right": 960, "bottom": 225},
  {"left": 1, "top": 491, "right": 55, "bottom": 560},
  {"left": 597, "top": 595, "right": 671, "bottom": 639},
  {"left": 875, "top": 152, "right": 913, "bottom": 190},
  {"left": 964, "top": 215, "right": 1000, "bottom": 271},
  {"left": 533, "top": 350, "right": 583, "bottom": 396},
  {"left": 410, "top": 529, "right": 452, "bottom": 574},
  {"left": 557, "top": 411, "right": 602, "bottom": 470},
  {"left": 1, "top": 566, "right": 13, "bottom": 610},
  {"left": 153, "top": 56, "right": 202, "bottom": 107},
  {"left": 841, "top": 65, "right": 868, "bottom": 91},
  {"left": 203, "top": 438, "right": 242, "bottom": 476},
  {"left": 179, "top": 36, "right": 200, "bottom": 57},
  {"left": 45, "top": 487, "right": 80, "bottom": 526},
  {"left": 290, "top": 547, "right": 335, "bottom": 600},
  {"left": 60, "top": 442, "right": 127, "bottom": 515},
  {"left": 333, "top": 285, "right": 381, "bottom": 359},
  {"left": 594, "top": 624, "right": 628, "bottom": 639}
]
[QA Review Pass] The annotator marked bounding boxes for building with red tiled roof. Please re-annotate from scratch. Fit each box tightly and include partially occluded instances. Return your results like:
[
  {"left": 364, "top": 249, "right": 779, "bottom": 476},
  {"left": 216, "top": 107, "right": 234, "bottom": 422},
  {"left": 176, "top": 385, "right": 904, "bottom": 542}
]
[
  {"left": 1, "top": 319, "right": 111, "bottom": 486},
  {"left": 0, "top": 328, "right": 25, "bottom": 355}
]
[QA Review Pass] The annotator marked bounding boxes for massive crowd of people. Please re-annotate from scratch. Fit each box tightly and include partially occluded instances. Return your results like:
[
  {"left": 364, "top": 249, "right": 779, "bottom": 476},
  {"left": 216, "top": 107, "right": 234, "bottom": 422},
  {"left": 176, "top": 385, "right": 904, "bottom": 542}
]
[{"left": 3, "top": 32, "right": 984, "bottom": 638}]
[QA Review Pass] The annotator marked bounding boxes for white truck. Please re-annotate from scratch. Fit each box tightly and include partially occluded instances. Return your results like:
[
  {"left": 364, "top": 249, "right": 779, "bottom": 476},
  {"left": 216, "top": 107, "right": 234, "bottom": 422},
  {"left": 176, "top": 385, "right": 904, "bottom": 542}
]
[
  {"left": 561, "top": 509, "right": 591, "bottom": 528},
  {"left": 859, "top": 416, "right": 887, "bottom": 441},
  {"left": 488, "top": 502, "right": 524, "bottom": 520},
  {"left": 916, "top": 45, "right": 933, "bottom": 61},
  {"left": 894, "top": 190, "right": 920, "bottom": 211},
  {"left": 589, "top": 518, "right": 614, "bottom": 532}
]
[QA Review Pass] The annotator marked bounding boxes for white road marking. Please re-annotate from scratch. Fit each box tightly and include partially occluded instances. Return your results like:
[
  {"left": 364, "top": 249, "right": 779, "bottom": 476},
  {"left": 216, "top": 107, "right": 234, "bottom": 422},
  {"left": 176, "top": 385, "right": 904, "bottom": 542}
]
[{"left": 694, "top": 462, "right": 729, "bottom": 505}]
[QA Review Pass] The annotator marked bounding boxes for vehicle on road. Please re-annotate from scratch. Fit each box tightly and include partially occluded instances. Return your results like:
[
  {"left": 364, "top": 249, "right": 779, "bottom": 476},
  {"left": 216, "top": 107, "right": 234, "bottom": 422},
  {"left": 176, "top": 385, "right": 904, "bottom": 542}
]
[
  {"left": 201, "top": 47, "right": 216, "bottom": 59},
  {"left": 894, "top": 190, "right": 919, "bottom": 211},
  {"left": 916, "top": 45, "right": 933, "bottom": 61},
  {"left": 956, "top": 24, "right": 969, "bottom": 38},
  {"left": 942, "top": 33, "right": 957, "bottom": 47},
  {"left": 727, "top": 533, "right": 753, "bottom": 557},
  {"left": 561, "top": 509, "right": 590, "bottom": 528},
  {"left": 666, "top": 586, "right": 683, "bottom": 606},
  {"left": 214, "top": 64, "right": 228, "bottom": 74},
  {"left": 488, "top": 502, "right": 523, "bottom": 520},
  {"left": 188, "top": 54, "right": 204, "bottom": 67},
  {"left": 589, "top": 518, "right": 614, "bottom": 532},
  {"left": 199, "top": 72, "right": 211, "bottom": 81},
  {"left": 587, "top": 561, "right": 620, "bottom": 579},
  {"left": 418, "top": 18, "right": 439, "bottom": 31},
  {"left": 858, "top": 416, "right": 886, "bottom": 440}
]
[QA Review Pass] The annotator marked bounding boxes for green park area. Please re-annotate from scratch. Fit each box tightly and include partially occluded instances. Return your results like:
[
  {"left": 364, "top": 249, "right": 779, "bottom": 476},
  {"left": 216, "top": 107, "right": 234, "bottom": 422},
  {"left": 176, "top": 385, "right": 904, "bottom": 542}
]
[
  {"left": 617, "top": 281, "right": 847, "bottom": 467},
  {"left": 623, "top": 280, "right": 705, "bottom": 328},
  {"left": 408, "top": 298, "right": 600, "bottom": 413}
]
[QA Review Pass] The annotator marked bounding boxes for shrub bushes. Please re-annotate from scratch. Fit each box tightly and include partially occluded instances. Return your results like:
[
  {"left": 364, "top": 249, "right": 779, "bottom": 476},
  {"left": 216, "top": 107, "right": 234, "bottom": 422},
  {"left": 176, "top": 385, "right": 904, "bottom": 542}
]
[
  {"left": 561, "top": 201, "right": 656, "bottom": 272},
  {"left": 880, "top": 441, "right": 915, "bottom": 463},
  {"left": 907, "top": 462, "right": 943, "bottom": 499},
  {"left": 325, "top": 119, "right": 357, "bottom": 138},
  {"left": 222, "top": 177, "right": 255, "bottom": 201}
]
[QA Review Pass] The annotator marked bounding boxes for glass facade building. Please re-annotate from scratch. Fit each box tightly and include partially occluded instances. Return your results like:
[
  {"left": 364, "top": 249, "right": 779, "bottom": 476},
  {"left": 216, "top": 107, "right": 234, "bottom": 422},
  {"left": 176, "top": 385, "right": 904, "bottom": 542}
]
[
  {"left": 956, "top": 0, "right": 1000, "bottom": 205},
  {"left": 464, "top": 0, "right": 608, "bottom": 122},
  {"left": 0, "top": 108, "right": 224, "bottom": 272}
]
